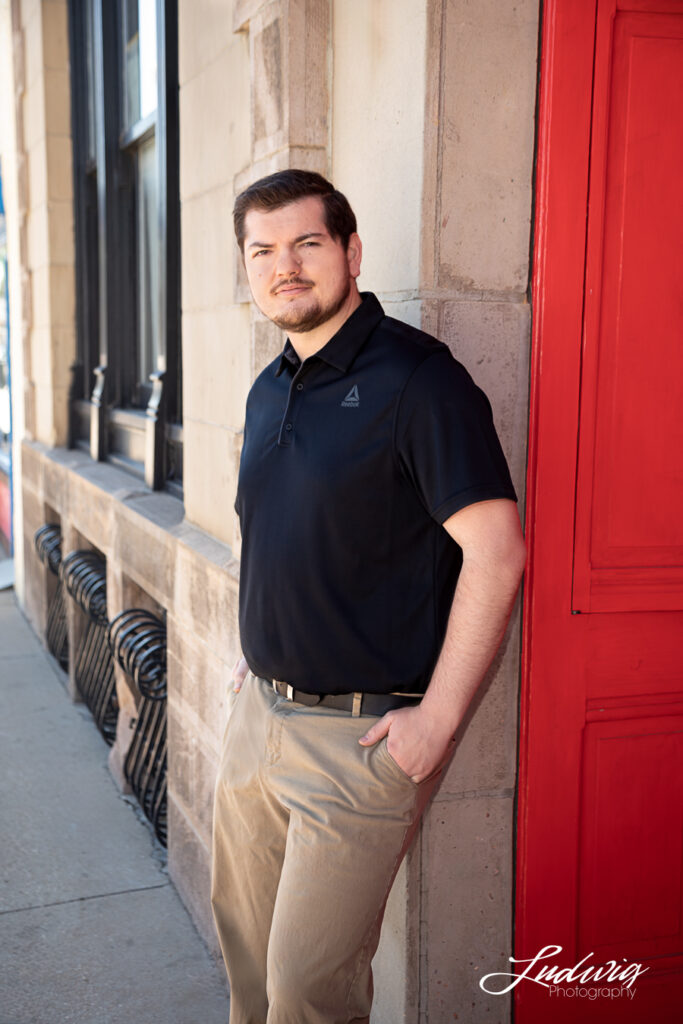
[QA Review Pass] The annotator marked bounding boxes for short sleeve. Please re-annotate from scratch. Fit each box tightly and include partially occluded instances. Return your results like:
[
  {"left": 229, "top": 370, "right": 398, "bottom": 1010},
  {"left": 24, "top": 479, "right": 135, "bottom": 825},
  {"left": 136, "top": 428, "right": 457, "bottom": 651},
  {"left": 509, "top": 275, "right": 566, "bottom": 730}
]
[{"left": 394, "top": 351, "right": 517, "bottom": 524}]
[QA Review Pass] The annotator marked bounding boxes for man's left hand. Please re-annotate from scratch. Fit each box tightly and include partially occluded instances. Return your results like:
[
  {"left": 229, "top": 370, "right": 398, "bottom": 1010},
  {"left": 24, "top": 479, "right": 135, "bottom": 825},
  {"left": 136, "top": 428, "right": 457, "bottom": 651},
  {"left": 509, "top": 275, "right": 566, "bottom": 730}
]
[{"left": 358, "top": 705, "right": 456, "bottom": 784}]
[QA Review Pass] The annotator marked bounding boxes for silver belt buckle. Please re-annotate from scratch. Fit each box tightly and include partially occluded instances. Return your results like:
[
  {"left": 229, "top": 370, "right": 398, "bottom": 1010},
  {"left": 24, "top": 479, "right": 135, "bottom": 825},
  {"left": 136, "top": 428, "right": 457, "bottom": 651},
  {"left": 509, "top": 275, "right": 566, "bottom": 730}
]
[{"left": 273, "top": 679, "right": 294, "bottom": 701}]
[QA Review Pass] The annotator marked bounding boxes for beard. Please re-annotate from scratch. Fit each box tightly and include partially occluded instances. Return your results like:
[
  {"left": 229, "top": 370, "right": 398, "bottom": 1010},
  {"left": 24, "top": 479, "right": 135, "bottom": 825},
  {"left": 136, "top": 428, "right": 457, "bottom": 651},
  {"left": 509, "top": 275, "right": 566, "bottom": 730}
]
[{"left": 268, "top": 277, "right": 352, "bottom": 333}]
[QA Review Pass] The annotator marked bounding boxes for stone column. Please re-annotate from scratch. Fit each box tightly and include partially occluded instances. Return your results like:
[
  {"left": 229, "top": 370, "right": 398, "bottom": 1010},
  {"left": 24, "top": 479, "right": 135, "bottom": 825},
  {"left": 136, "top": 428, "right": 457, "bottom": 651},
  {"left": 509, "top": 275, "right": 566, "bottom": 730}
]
[{"left": 232, "top": 0, "right": 332, "bottom": 380}]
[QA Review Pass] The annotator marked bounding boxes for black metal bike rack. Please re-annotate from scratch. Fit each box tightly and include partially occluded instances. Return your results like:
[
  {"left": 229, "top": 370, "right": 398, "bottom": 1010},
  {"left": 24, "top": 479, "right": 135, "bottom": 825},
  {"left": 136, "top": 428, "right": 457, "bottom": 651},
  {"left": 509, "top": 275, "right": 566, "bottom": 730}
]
[
  {"left": 108, "top": 609, "right": 168, "bottom": 846},
  {"left": 34, "top": 524, "right": 69, "bottom": 671},
  {"left": 60, "top": 550, "right": 118, "bottom": 746}
]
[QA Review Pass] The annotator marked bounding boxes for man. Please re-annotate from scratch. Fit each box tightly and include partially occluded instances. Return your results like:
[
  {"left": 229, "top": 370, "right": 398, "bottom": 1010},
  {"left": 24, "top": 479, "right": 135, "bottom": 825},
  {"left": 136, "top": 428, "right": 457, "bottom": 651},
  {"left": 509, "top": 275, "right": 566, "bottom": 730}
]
[{"left": 211, "top": 169, "right": 526, "bottom": 1024}]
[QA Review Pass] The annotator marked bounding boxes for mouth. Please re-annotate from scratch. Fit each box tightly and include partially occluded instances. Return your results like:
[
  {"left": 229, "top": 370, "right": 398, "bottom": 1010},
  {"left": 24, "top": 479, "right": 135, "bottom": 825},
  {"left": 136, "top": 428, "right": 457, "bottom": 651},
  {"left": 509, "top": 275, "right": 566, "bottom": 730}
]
[{"left": 273, "top": 281, "right": 313, "bottom": 296}]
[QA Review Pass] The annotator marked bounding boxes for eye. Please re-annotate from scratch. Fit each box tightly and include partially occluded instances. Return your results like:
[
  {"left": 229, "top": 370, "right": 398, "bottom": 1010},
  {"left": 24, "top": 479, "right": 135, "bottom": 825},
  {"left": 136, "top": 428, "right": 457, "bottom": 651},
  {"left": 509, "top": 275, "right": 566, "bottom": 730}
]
[
  {"left": 252, "top": 249, "right": 270, "bottom": 258},
  {"left": 301, "top": 241, "right": 319, "bottom": 248}
]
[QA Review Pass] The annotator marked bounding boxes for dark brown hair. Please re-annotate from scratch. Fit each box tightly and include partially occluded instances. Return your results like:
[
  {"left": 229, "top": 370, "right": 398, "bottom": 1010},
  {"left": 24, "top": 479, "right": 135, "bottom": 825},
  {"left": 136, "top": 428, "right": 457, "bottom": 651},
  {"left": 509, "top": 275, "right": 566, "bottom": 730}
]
[{"left": 234, "top": 169, "right": 357, "bottom": 253}]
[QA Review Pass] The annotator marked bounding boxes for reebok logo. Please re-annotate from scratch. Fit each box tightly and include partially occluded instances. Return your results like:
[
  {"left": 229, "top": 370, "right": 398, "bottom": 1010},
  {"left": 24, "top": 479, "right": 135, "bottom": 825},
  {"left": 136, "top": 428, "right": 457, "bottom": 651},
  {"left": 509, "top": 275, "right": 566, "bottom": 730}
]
[{"left": 341, "top": 385, "right": 360, "bottom": 408}]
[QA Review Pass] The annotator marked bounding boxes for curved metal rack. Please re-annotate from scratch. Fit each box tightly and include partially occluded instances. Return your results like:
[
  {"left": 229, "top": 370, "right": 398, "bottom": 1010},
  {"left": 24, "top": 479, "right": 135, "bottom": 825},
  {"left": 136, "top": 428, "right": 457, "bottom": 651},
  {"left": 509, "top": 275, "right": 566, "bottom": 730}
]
[
  {"left": 34, "top": 524, "right": 68, "bottom": 670},
  {"left": 59, "top": 550, "right": 108, "bottom": 625},
  {"left": 59, "top": 550, "right": 117, "bottom": 745},
  {"left": 108, "top": 608, "right": 168, "bottom": 846},
  {"left": 34, "top": 523, "right": 63, "bottom": 575},
  {"left": 108, "top": 609, "right": 167, "bottom": 701}
]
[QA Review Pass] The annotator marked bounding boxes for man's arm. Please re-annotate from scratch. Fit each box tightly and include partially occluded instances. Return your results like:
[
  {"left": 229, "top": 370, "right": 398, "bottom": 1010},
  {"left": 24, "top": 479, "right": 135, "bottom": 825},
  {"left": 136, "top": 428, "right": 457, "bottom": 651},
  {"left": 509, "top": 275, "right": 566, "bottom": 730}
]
[{"left": 358, "top": 498, "right": 526, "bottom": 782}]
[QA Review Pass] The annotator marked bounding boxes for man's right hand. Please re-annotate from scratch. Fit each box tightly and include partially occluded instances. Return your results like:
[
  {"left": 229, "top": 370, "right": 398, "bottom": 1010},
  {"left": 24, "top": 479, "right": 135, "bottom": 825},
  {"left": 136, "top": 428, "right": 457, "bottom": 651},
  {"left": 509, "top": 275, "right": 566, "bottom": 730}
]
[{"left": 232, "top": 655, "right": 249, "bottom": 693}]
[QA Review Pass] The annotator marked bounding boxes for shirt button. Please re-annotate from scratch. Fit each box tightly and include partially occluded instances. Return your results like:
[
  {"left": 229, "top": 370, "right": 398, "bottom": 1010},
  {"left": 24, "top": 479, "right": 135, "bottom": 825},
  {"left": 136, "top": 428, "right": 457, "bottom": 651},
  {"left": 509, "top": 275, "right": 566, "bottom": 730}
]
[
  {"left": 296, "top": 382, "right": 304, "bottom": 391},
  {"left": 285, "top": 422, "right": 293, "bottom": 431}
]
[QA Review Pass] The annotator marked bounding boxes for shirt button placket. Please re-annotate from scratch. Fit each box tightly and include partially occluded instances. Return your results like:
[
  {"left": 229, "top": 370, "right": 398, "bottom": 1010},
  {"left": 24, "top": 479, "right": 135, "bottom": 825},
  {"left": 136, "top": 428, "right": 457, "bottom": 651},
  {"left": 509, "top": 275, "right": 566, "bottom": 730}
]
[{"left": 279, "top": 373, "right": 304, "bottom": 446}]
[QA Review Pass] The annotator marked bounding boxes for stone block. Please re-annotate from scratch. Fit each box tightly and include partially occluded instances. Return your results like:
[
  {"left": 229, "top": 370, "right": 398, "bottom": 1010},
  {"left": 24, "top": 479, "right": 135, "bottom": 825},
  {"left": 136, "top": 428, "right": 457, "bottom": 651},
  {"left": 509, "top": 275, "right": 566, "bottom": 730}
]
[
  {"left": 24, "top": 378, "right": 36, "bottom": 438},
  {"left": 181, "top": 305, "right": 251, "bottom": 431},
  {"left": 33, "top": 381, "right": 55, "bottom": 443},
  {"left": 249, "top": 0, "right": 330, "bottom": 164},
  {"left": 173, "top": 531, "right": 240, "bottom": 657},
  {"left": 50, "top": 325, "right": 76, "bottom": 391},
  {"left": 436, "top": 0, "right": 538, "bottom": 296},
  {"left": 167, "top": 616, "right": 235, "bottom": 746},
  {"left": 22, "top": 2, "right": 42, "bottom": 90},
  {"left": 251, "top": 312, "right": 284, "bottom": 380},
  {"left": 332, "top": 0, "right": 426, "bottom": 296},
  {"left": 66, "top": 473, "right": 115, "bottom": 556},
  {"left": 167, "top": 796, "right": 220, "bottom": 955},
  {"left": 20, "top": 477, "right": 44, "bottom": 537},
  {"left": 27, "top": 200, "right": 48, "bottom": 270},
  {"left": 440, "top": 300, "right": 531, "bottom": 502},
  {"left": 46, "top": 199, "right": 75, "bottom": 266},
  {"left": 16, "top": 150, "right": 28, "bottom": 220},
  {"left": 182, "top": 418, "right": 237, "bottom": 545},
  {"left": 287, "top": 0, "right": 329, "bottom": 151},
  {"left": 23, "top": 81, "right": 44, "bottom": 153},
  {"left": 20, "top": 439, "right": 43, "bottom": 487},
  {"left": 41, "top": 0, "right": 69, "bottom": 73},
  {"left": 180, "top": 185, "right": 234, "bottom": 313},
  {"left": 233, "top": 0, "right": 265, "bottom": 32},
  {"left": 30, "top": 263, "right": 49, "bottom": 325},
  {"left": 44, "top": 67, "right": 71, "bottom": 138},
  {"left": 168, "top": 705, "right": 194, "bottom": 812},
  {"left": 179, "top": 43, "right": 250, "bottom": 202},
  {"left": 178, "top": 0, "right": 235, "bottom": 87},
  {"left": 41, "top": 453, "right": 67, "bottom": 513},
  {"left": 380, "top": 297, "right": 422, "bottom": 331},
  {"left": 114, "top": 510, "right": 175, "bottom": 608},
  {"left": 421, "top": 794, "right": 514, "bottom": 1024},
  {"left": 30, "top": 346, "right": 49, "bottom": 421},
  {"left": 13, "top": 24, "right": 25, "bottom": 94},
  {"left": 251, "top": 12, "right": 284, "bottom": 148},
  {"left": 48, "top": 263, "right": 75, "bottom": 327},
  {"left": 46, "top": 135, "right": 73, "bottom": 203},
  {"left": 27, "top": 136, "right": 46, "bottom": 209}
]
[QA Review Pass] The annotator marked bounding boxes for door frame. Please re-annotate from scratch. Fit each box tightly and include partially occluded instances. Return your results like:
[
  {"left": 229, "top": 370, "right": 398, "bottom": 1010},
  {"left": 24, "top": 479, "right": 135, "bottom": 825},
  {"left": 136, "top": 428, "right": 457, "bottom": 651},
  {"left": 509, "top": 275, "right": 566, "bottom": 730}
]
[{"left": 515, "top": 0, "right": 598, "bottom": 974}]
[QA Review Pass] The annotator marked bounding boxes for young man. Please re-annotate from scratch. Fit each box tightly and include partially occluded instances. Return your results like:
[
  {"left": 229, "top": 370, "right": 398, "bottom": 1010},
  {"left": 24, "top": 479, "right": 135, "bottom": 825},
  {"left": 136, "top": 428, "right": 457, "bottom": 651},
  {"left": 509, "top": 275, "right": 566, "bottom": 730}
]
[{"left": 211, "top": 170, "right": 526, "bottom": 1024}]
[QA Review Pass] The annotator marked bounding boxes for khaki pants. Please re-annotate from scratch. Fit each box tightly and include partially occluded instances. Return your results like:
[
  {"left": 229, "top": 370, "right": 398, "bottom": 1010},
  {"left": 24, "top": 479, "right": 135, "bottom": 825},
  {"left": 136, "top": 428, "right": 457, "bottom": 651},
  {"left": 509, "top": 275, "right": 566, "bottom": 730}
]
[{"left": 211, "top": 674, "right": 446, "bottom": 1024}]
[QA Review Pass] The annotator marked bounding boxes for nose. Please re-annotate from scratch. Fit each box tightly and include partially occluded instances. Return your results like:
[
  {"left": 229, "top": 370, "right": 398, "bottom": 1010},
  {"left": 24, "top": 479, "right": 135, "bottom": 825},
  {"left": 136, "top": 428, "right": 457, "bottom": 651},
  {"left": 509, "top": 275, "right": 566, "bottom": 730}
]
[{"left": 275, "top": 246, "right": 301, "bottom": 277}]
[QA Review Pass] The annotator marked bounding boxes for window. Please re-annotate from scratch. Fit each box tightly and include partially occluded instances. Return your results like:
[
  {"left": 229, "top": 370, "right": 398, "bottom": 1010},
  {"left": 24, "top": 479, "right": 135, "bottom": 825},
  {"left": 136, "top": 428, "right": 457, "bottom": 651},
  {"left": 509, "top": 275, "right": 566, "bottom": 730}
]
[{"left": 68, "top": 0, "right": 181, "bottom": 494}]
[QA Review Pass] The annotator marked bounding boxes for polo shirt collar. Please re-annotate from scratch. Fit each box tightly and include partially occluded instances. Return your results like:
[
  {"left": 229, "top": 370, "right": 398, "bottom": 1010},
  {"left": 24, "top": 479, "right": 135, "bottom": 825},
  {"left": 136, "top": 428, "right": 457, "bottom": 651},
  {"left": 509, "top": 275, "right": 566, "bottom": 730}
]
[{"left": 275, "top": 292, "right": 384, "bottom": 377}]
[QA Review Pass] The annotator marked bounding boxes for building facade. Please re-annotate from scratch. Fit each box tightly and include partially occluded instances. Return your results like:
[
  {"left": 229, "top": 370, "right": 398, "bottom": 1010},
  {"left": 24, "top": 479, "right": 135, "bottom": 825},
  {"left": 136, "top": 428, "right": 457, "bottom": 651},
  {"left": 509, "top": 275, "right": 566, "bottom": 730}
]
[{"left": 2, "top": 0, "right": 680, "bottom": 1022}]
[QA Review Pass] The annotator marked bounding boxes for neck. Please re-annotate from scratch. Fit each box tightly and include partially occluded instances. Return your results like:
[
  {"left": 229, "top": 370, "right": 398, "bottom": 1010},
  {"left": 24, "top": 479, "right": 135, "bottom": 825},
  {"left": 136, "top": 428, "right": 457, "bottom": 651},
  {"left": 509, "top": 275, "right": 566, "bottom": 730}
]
[{"left": 287, "top": 286, "right": 362, "bottom": 362}]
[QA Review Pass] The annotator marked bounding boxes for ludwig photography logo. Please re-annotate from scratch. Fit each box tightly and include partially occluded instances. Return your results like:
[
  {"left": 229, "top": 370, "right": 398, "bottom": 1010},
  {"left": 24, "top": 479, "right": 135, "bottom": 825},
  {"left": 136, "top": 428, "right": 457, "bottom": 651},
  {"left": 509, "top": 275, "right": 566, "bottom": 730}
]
[{"left": 479, "top": 944, "right": 648, "bottom": 1001}]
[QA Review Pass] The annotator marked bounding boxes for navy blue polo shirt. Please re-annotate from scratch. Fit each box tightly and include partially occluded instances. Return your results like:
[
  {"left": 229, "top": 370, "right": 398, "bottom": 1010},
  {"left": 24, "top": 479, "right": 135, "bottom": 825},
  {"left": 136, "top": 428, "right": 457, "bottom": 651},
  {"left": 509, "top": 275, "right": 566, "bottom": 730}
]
[{"left": 235, "top": 292, "right": 516, "bottom": 695}]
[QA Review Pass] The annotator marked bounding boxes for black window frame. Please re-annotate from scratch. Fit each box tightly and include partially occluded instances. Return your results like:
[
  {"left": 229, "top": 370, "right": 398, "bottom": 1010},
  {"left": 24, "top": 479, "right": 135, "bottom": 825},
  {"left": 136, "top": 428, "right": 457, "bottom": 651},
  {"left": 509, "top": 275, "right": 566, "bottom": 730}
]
[{"left": 68, "top": 0, "right": 182, "bottom": 495}]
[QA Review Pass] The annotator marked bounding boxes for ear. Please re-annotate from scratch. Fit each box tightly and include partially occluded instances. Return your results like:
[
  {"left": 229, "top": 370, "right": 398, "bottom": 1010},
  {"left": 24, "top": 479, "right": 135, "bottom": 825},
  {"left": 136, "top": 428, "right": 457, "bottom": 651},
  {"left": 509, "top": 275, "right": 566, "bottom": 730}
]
[{"left": 346, "top": 233, "right": 362, "bottom": 279}]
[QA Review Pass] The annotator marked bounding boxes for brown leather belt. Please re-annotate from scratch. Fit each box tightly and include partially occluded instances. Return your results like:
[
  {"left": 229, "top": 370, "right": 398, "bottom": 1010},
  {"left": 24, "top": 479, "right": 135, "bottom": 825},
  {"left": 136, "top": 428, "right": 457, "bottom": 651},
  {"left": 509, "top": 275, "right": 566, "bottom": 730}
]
[{"left": 267, "top": 678, "right": 423, "bottom": 717}]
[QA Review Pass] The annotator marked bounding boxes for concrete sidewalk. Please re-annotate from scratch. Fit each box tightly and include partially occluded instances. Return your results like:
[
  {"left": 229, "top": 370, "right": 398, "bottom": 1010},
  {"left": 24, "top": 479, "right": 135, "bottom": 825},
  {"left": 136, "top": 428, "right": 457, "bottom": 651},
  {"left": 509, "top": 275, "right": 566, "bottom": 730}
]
[{"left": 0, "top": 584, "right": 230, "bottom": 1024}]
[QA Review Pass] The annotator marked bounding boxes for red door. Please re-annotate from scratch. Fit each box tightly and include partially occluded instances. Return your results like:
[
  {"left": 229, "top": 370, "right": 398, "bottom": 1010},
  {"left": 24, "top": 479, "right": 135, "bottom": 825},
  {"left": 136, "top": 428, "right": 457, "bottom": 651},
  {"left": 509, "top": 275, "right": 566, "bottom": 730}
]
[{"left": 515, "top": 1, "right": 683, "bottom": 1021}]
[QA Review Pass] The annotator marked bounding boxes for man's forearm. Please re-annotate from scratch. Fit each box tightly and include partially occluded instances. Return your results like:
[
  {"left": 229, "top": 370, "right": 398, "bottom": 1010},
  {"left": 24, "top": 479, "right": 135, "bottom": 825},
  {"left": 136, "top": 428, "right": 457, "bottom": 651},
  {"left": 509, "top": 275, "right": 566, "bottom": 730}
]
[{"left": 419, "top": 552, "right": 524, "bottom": 740}]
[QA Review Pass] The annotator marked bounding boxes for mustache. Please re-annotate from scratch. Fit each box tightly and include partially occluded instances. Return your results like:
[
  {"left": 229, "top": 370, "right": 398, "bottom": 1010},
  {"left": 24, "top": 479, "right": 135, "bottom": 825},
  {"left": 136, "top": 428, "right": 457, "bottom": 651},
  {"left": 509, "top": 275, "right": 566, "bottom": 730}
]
[{"left": 272, "top": 278, "right": 314, "bottom": 295}]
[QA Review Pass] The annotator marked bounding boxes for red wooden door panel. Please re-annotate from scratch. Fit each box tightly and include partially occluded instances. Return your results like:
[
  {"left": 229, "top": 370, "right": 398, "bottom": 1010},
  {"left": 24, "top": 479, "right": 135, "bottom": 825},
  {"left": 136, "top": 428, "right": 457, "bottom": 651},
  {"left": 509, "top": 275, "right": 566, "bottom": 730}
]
[
  {"left": 573, "top": 5, "right": 683, "bottom": 612},
  {"left": 516, "top": 2, "right": 683, "bottom": 1021}
]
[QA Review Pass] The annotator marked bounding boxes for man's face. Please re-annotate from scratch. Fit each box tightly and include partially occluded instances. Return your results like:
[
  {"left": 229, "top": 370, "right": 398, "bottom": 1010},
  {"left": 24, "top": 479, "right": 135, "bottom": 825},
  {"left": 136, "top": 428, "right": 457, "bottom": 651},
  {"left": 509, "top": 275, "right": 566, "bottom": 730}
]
[{"left": 242, "top": 196, "right": 361, "bottom": 334}]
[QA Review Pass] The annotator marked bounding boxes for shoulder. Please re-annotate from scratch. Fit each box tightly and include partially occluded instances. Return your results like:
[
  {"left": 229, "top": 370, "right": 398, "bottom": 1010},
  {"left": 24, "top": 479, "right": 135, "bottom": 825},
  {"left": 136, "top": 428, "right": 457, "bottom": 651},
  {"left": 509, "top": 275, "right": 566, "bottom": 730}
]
[{"left": 373, "top": 316, "right": 479, "bottom": 402}]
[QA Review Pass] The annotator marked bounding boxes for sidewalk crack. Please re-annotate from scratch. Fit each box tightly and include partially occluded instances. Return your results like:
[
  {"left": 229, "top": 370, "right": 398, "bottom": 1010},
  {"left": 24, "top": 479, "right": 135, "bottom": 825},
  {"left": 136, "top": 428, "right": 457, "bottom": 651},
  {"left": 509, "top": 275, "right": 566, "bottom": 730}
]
[{"left": 0, "top": 882, "right": 170, "bottom": 916}]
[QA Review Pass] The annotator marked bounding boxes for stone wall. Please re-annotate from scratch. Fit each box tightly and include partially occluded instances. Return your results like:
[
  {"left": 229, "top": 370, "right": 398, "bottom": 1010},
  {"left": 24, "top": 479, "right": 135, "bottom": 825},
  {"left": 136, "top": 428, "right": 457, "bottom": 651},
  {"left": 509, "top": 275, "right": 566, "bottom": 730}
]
[
  {"left": 5, "top": 1, "right": 539, "bottom": 1021},
  {"left": 416, "top": 3, "right": 538, "bottom": 1021}
]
